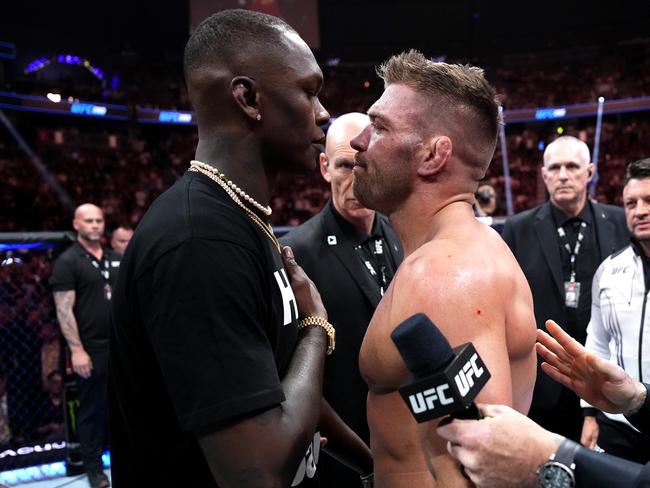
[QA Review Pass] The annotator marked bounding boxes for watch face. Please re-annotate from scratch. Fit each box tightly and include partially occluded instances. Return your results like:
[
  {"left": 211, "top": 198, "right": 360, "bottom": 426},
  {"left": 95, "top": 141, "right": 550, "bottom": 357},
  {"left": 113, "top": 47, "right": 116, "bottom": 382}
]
[{"left": 538, "top": 462, "right": 575, "bottom": 488}]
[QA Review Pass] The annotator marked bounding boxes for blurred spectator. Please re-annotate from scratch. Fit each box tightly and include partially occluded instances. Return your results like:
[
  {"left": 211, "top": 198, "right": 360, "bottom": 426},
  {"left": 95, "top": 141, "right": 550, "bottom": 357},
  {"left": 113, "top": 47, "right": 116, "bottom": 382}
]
[
  {"left": 0, "top": 369, "right": 11, "bottom": 447},
  {"left": 475, "top": 182, "right": 498, "bottom": 217},
  {"left": 35, "top": 370, "right": 64, "bottom": 442},
  {"left": 110, "top": 226, "right": 134, "bottom": 255},
  {"left": 40, "top": 320, "right": 61, "bottom": 388}
]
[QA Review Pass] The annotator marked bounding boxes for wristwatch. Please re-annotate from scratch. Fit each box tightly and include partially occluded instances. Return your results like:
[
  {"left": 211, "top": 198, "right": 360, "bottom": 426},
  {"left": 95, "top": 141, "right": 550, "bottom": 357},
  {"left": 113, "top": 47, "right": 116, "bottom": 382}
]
[{"left": 537, "top": 438, "right": 579, "bottom": 488}]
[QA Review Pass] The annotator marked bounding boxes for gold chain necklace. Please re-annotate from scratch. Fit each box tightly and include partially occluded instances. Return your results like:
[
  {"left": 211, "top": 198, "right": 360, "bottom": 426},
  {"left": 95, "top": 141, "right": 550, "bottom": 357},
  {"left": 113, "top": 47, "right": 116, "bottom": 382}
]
[
  {"left": 188, "top": 164, "right": 282, "bottom": 254},
  {"left": 190, "top": 160, "right": 272, "bottom": 216}
]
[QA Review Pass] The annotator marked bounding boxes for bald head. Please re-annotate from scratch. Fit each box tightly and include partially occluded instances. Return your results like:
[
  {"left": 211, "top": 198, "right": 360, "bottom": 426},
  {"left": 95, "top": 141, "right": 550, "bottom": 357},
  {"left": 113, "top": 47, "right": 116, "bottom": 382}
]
[
  {"left": 543, "top": 136, "right": 590, "bottom": 167},
  {"left": 73, "top": 204, "right": 104, "bottom": 244},
  {"left": 321, "top": 113, "right": 375, "bottom": 233},
  {"left": 541, "top": 136, "right": 594, "bottom": 215},
  {"left": 325, "top": 113, "right": 370, "bottom": 162}
]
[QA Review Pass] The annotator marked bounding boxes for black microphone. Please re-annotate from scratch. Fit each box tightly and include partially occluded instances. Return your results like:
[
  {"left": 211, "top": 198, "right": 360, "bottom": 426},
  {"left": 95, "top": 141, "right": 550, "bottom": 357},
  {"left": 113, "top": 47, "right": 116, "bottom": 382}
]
[{"left": 391, "top": 313, "right": 490, "bottom": 423}]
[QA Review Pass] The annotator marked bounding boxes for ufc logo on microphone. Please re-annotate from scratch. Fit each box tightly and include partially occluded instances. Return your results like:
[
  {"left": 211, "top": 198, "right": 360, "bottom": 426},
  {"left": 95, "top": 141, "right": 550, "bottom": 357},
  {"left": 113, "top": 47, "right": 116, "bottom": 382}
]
[
  {"left": 408, "top": 383, "right": 454, "bottom": 414},
  {"left": 454, "top": 353, "right": 485, "bottom": 397}
]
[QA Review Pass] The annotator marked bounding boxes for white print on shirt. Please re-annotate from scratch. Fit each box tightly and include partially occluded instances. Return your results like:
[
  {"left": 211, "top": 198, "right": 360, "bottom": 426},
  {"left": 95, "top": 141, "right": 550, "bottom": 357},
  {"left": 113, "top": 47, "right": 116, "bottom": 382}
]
[
  {"left": 273, "top": 269, "right": 299, "bottom": 326},
  {"left": 291, "top": 432, "right": 321, "bottom": 486}
]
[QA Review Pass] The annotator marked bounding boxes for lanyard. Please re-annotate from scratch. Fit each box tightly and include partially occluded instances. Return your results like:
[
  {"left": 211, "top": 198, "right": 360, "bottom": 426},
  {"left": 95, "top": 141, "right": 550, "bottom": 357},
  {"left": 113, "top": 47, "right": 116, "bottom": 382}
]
[
  {"left": 356, "top": 237, "right": 391, "bottom": 295},
  {"left": 557, "top": 221, "right": 587, "bottom": 282},
  {"left": 87, "top": 253, "right": 111, "bottom": 282}
]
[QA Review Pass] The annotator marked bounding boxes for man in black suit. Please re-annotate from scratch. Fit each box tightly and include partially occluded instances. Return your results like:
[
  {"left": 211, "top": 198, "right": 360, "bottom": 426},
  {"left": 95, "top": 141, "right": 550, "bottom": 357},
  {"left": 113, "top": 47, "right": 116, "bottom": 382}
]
[
  {"left": 281, "top": 112, "right": 403, "bottom": 487},
  {"left": 502, "top": 135, "right": 629, "bottom": 442}
]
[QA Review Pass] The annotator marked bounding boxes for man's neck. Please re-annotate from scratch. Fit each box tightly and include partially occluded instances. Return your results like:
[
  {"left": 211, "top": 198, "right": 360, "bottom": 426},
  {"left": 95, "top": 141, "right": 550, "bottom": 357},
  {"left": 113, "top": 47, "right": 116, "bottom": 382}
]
[
  {"left": 195, "top": 136, "right": 274, "bottom": 208},
  {"left": 553, "top": 193, "right": 587, "bottom": 218},
  {"left": 337, "top": 207, "right": 375, "bottom": 236},
  {"left": 78, "top": 238, "right": 102, "bottom": 260},
  {"left": 389, "top": 193, "right": 475, "bottom": 256}
]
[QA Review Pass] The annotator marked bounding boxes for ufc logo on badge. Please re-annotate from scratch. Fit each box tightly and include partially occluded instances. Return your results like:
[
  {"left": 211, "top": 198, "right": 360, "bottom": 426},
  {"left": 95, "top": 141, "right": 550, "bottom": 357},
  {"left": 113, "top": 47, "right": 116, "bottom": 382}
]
[
  {"left": 274, "top": 269, "right": 299, "bottom": 325},
  {"left": 408, "top": 384, "right": 454, "bottom": 413}
]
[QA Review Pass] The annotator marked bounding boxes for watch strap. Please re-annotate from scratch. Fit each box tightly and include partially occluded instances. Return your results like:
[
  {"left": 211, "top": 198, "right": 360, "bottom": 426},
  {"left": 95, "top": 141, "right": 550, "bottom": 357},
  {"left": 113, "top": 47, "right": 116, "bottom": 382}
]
[{"left": 551, "top": 438, "right": 580, "bottom": 468}]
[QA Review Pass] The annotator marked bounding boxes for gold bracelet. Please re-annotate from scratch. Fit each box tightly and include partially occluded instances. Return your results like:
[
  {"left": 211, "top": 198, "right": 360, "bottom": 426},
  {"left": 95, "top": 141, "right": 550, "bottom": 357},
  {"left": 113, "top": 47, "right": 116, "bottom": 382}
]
[{"left": 298, "top": 316, "right": 336, "bottom": 355}]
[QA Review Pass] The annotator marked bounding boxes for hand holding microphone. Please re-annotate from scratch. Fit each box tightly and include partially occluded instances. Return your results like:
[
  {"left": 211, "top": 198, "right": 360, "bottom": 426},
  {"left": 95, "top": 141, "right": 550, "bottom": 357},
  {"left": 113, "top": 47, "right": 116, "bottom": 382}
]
[{"left": 390, "top": 313, "right": 491, "bottom": 422}]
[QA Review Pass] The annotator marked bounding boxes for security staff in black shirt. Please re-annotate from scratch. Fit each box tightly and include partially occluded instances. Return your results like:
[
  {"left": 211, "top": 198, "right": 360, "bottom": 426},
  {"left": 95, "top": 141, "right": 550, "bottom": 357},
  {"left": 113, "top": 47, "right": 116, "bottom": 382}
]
[
  {"left": 502, "top": 135, "right": 629, "bottom": 441},
  {"left": 51, "top": 203, "right": 120, "bottom": 488}
]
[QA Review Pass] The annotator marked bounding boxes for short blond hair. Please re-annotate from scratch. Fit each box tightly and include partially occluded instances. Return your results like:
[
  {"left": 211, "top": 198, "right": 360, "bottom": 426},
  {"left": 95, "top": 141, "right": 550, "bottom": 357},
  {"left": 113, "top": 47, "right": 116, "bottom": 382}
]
[{"left": 378, "top": 50, "right": 502, "bottom": 177}]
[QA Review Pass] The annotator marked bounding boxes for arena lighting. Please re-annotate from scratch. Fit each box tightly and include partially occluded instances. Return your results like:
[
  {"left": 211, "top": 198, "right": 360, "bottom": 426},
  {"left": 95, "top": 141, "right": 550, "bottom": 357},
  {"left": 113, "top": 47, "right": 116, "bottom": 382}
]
[
  {"left": 46, "top": 92, "right": 62, "bottom": 103},
  {"left": 24, "top": 54, "right": 106, "bottom": 80},
  {"left": 0, "top": 242, "right": 47, "bottom": 251},
  {"left": 136, "top": 107, "right": 197, "bottom": 125},
  {"left": 0, "top": 91, "right": 130, "bottom": 120},
  {"left": 0, "top": 451, "right": 110, "bottom": 485},
  {"left": 534, "top": 107, "right": 567, "bottom": 120},
  {"left": 70, "top": 101, "right": 107, "bottom": 116}
]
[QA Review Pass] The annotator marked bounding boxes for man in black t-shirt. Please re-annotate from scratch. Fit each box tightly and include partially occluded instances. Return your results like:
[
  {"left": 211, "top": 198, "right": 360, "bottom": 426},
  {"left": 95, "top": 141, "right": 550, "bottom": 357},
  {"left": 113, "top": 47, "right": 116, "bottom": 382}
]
[
  {"left": 109, "top": 9, "right": 371, "bottom": 488},
  {"left": 51, "top": 203, "right": 120, "bottom": 488}
]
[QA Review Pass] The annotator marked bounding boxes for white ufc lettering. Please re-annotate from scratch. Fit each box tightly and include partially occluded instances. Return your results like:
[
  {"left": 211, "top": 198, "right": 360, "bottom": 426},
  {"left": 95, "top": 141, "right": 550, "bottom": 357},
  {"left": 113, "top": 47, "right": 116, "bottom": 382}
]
[
  {"left": 273, "top": 269, "right": 298, "bottom": 326},
  {"left": 408, "top": 383, "right": 453, "bottom": 413},
  {"left": 454, "top": 353, "right": 485, "bottom": 397}
]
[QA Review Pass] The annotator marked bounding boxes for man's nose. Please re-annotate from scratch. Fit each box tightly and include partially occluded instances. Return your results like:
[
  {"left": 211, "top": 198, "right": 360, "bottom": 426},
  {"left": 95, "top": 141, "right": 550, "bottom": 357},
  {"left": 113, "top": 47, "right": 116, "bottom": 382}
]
[{"left": 350, "top": 124, "right": 371, "bottom": 152}]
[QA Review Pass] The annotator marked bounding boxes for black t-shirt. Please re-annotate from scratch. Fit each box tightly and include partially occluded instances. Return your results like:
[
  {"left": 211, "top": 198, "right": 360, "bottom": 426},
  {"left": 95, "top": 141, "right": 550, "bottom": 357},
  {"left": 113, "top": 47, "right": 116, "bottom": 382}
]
[
  {"left": 50, "top": 242, "right": 121, "bottom": 350},
  {"left": 109, "top": 171, "right": 318, "bottom": 487}
]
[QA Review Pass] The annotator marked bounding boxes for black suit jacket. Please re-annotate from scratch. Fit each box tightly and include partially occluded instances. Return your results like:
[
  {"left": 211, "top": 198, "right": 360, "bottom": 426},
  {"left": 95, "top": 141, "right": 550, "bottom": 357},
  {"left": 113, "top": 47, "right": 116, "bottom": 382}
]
[
  {"left": 502, "top": 200, "right": 629, "bottom": 409},
  {"left": 280, "top": 201, "right": 403, "bottom": 485}
]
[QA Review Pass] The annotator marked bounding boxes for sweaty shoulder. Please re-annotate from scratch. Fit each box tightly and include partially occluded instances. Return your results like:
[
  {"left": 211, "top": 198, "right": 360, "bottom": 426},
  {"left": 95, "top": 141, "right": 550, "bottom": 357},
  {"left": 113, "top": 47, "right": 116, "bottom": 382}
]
[
  {"left": 393, "top": 222, "right": 519, "bottom": 323},
  {"left": 390, "top": 220, "right": 535, "bottom": 401}
]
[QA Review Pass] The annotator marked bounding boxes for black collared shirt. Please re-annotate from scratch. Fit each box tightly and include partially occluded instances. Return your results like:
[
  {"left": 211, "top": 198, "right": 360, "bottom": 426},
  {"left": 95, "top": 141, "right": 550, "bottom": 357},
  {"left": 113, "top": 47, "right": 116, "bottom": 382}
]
[
  {"left": 50, "top": 241, "right": 122, "bottom": 350},
  {"left": 330, "top": 201, "right": 397, "bottom": 294},
  {"left": 550, "top": 201, "right": 602, "bottom": 334}
]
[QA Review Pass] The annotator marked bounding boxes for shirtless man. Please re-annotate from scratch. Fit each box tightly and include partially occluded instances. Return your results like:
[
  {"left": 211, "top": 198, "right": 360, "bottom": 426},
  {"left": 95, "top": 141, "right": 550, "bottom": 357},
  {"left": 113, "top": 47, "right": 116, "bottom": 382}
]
[{"left": 352, "top": 50, "right": 538, "bottom": 487}]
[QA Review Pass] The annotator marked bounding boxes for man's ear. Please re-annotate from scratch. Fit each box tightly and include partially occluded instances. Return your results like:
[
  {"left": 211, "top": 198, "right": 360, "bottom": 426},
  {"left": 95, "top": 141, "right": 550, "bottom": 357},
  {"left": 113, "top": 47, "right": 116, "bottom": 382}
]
[
  {"left": 541, "top": 166, "right": 549, "bottom": 184},
  {"left": 586, "top": 163, "right": 595, "bottom": 181},
  {"left": 231, "top": 76, "right": 260, "bottom": 121},
  {"left": 320, "top": 153, "right": 332, "bottom": 183},
  {"left": 418, "top": 136, "right": 452, "bottom": 179}
]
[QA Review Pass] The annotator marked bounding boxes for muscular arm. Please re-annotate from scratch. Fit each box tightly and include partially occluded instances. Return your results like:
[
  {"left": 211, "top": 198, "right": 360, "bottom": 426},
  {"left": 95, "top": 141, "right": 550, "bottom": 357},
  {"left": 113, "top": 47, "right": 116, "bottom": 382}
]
[
  {"left": 195, "top": 246, "right": 330, "bottom": 487},
  {"left": 320, "top": 397, "right": 373, "bottom": 476},
  {"left": 197, "top": 326, "right": 328, "bottom": 487},
  {"left": 53, "top": 290, "right": 81, "bottom": 349},
  {"left": 394, "top": 237, "right": 535, "bottom": 481},
  {"left": 54, "top": 290, "right": 93, "bottom": 379}
]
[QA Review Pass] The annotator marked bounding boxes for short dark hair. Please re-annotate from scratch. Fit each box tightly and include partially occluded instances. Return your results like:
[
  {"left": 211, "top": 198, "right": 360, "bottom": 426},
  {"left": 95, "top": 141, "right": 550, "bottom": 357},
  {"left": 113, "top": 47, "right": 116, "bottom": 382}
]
[
  {"left": 184, "top": 9, "right": 294, "bottom": 77},
  {"left": 624, "top": 158, "right": 650, "bottom": 186}
]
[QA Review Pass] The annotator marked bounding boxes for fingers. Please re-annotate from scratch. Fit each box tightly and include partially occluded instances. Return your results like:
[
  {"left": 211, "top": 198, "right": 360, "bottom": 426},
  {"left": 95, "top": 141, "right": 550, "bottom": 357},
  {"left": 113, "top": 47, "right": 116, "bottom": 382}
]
[
  {"left": 539, "top": 362, "right": 572, "bottom": 389},
  {"left": 536, "top": 328, "right": 574, "bottom": 366},
  {"left": 282, "top": 246, "right": 300, "bottom": 272},
  {"left": 475, "top": 403, "right": 511, "bottom": 418},
  {"left": 535, "top": 342, "right": 573, "bottom": 377},
  {"left": 544, "top": 320, "right": 585, "bottom": 357},
  {"left": 74, "top": 364, "right": 91, "bottom": 379}
]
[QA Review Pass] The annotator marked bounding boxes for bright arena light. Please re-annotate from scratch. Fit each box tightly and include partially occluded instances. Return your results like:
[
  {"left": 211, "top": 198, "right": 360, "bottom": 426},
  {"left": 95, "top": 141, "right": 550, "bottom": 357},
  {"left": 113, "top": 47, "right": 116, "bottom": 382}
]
[{"left": 46, "top": 92, "right": 62, "bottom": 103}]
